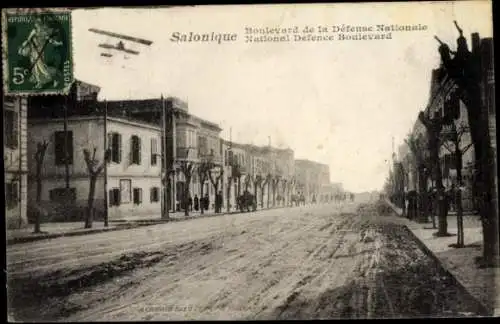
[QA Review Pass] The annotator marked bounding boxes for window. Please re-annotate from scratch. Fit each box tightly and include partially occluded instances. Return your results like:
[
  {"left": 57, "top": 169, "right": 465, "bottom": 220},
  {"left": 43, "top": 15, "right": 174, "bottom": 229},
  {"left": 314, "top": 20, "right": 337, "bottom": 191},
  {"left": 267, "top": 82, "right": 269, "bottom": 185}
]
[
  {"left": 130, "top": 135, "right": 141, "bottom": 165},
  {"left": 444, "top": 94, "right": 460, "bottom": 120},
  {"left": 198, "top": 136, "right": 208, "bottom": 156},
  {"left": 133, "top": 188, "right": 143, "bottom": 205},
  {"left": 151, "top": 137, "right": 158, "bottom": 166},
  {"left": 120, "top": 179, "right": 132, "bottom": 203},
  {"left": 108, "top": 132, "right": 122, "bottom": 163},
  {"left": 228, "top": 151, "right": 234, "bottom": 166},
  {"left": 6, "top": 181, "right": 19, "bottom": 209},
  {"left": 150, "top": 187, "right": 160, "bottom": 203},
  {"left": 224, "top": 150, "right": 228, "bottom": 166},
  {"left": 54, "top": 131, "right": 73, "bottom": 165},
  {"left": 109, "top": 188, "right": 121, "bottom": 206},
  {"left": 4, "top": 109, "right": 18, "bottom": 149},
  {"left": 49, "top": 188, "right": 76, "bottom": 203}
]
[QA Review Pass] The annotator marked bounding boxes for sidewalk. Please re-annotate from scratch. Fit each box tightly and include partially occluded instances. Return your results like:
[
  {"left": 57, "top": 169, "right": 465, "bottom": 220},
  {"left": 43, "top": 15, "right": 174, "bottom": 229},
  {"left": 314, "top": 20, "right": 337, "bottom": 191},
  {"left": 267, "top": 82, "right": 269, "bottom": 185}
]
[
  {"left": 6, "top": 221, "right": 125, "bottom": 245},
  {"left": 6, "top": 205, "right": 294, "bottom": 245},
  {"left": 385, "top": 199, "right": 500, "bottom": 316}
]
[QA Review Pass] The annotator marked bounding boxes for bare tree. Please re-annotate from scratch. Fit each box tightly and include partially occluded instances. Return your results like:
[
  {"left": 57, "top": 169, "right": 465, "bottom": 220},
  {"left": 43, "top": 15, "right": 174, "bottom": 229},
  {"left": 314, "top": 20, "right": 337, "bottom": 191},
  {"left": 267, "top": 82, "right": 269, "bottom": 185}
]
[
  {"left": 243, "top": 174, "right": 252, "bottom": 193},
  {"left": 419, "top": 111, "right": 452, "bottom": 237},
  {"left": 405, "top": 134, "right": 431, "bottom": 224},
  {"left": 265, "top": 173, "right": 272, "bottom": 208},
  {"left": 436, "top": 22, "right": 498, "bottom": 266},
  {"left": 280, "top": 178, "right": 288, "bottom": 206},
  {"left": 197, "top": 158, "right": 213, "bottom": 215},
  {"left": 253, "top": 174, "right": 263, "bottom": 209},
  {"left": 208, "top": 166, "right": 224, "bottom": 208},
  {"left": 227, "top": 161, "right": 241, "bottom": 212},
  {"left": 271, "top": 175, "right": 281, "bottom": 207},
  {"left": 288, "top": 178, "right": 296, "bottom": 207},
  {"left": 83, "top": 148, "right": 110, "bottom": 229},
  {"left": 441, "top": 122, "right": 473, "bottom": 248},
  {"left": 33, "top": 141, "right": 49, "bottom": 233},
  {"left": 179, "top": 160, "right": 195, "bottom": 216}
]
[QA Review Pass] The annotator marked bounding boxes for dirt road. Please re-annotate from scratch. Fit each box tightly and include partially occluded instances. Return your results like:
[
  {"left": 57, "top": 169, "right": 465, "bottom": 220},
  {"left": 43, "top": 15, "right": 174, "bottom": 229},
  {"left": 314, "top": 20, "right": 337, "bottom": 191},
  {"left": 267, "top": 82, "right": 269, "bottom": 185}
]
[{"left": 7, "top": 202, "right": 486, "bottom": 321}]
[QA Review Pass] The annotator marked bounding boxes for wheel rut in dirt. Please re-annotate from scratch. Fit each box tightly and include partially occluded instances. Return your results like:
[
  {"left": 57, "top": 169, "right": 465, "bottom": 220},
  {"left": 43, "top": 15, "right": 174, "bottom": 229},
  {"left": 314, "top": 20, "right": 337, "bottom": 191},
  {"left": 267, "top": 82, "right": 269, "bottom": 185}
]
[{"left": 8, "top": 237, "right": 221, "bottom": 322}]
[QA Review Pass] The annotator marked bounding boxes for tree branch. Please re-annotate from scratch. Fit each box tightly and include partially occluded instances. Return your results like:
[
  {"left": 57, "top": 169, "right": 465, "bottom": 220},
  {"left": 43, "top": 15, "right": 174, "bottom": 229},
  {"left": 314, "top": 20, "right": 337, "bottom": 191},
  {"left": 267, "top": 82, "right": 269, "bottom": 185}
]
[
  {"left": 462, "top": 143, "right": 473, "bottom": 154},
  {"left": 442, "top": 141, "right": 454, "bottom": 154}
]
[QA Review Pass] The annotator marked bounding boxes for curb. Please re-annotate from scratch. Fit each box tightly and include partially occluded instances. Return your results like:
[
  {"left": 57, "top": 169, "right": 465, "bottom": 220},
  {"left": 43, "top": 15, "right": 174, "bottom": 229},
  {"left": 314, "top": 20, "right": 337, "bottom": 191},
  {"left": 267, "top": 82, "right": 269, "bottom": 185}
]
[
  {"left": 7, "top": 205, "right": 296, "bottom": 246},
  {"left": 401, "top": 225, "right": 491, "bottom": 316}
]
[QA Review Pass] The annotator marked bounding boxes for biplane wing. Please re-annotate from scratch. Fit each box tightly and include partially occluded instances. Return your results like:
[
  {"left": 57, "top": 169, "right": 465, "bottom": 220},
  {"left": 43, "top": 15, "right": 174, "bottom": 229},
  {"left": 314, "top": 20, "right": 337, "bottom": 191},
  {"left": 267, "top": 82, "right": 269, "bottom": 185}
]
[
  {"left": 98, "top": 43, "right": 140, "bottom": 55},
  {"left": 89, "top": 28, "right": 153, "bottom": 46}
]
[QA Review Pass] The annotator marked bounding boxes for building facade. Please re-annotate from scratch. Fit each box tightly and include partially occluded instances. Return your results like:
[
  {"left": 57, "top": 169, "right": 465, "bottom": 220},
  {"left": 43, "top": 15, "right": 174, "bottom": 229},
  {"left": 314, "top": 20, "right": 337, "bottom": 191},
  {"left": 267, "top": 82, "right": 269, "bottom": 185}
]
[
  {"left": 27, "top": 116, "right": 162, "bottom": 221},
  {"left": 4, "top": 96, "right": 28, "bottom": 228},
  {"left": 294, "top": 159, "right": 331, "bottom": 203},
  {"left": 397, "top": 36, "right": 495, "bottom": 213}
]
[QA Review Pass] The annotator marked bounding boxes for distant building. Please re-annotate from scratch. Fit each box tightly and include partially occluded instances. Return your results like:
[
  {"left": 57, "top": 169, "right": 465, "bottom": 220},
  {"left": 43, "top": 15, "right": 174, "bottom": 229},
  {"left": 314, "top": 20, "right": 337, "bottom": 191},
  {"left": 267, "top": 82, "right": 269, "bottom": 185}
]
[
  {"left": 294, "top": 159, "right": 330, "bottom": 203},
  {"left": 4, "top": 96, "right": 28, "bottom": 228}
]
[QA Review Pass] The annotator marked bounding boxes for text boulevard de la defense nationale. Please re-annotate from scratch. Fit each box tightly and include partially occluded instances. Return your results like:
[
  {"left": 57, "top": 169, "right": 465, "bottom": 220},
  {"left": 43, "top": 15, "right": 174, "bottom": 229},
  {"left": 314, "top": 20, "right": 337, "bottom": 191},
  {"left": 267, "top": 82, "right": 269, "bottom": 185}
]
[{"left": 169, "top": 23, "right": 428, "bottom": 44}]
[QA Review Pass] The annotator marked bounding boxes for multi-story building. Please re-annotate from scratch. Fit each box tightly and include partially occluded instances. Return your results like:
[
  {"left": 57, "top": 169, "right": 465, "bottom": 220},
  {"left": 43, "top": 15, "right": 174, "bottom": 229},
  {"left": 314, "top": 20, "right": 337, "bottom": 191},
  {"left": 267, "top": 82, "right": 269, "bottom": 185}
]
[
  {"left": 398, "top": 35, "right": 495, "bottom": 213},
  {"left": 294, "top": 159, "right": 331, "bottom": 203},
  {"left": 27, "top": 115, "right": 163, "bottom": 221},
  {"left": 106, "top": 97, "right": 223, "bottom": 212},
  {"left": 4, "top": 96, "right": 28, "bottom": 228}
]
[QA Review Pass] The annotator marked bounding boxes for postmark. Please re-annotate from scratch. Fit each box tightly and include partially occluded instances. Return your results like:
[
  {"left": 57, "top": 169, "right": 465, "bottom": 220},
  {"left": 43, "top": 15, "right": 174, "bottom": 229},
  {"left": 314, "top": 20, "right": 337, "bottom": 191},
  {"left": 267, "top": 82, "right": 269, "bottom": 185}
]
[{"left": 2, "top": 7, "right": 73, "bottom": 96}]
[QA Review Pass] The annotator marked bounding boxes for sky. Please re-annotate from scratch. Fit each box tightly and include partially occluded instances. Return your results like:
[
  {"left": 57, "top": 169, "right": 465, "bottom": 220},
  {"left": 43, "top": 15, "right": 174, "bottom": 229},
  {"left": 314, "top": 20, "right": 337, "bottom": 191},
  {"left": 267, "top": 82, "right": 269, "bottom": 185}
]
[{"left": 72, "top": 1, "right": 493, "bottom": 193}]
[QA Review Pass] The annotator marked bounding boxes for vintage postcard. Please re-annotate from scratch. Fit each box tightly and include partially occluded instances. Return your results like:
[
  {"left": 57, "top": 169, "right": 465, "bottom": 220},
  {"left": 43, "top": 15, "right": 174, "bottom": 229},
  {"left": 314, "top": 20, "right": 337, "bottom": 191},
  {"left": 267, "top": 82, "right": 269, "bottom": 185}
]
[{"left": 3, "top": 1, "right": 498, "bottom": 321}]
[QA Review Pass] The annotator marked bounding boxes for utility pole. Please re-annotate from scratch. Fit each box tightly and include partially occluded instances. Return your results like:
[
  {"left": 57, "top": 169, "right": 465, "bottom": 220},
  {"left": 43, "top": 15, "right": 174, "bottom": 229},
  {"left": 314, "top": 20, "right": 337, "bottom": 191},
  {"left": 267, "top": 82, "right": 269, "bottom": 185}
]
[
  {"left": 161, "top": 95, "right": 169, "bottom": 219},
  {"left": 103, "top": 100, "right": 109, "bottom": 227},
  {"left": 64, "top": 95, "right": 70, "bottom": 189}
]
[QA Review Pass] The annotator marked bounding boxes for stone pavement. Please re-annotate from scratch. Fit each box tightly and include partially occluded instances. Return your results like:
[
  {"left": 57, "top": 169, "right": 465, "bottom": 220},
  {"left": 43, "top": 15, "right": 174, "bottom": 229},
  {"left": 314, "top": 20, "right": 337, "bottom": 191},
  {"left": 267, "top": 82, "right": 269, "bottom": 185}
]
[{"left": 385, "top": 199, "right": 500, "bottom": 316}]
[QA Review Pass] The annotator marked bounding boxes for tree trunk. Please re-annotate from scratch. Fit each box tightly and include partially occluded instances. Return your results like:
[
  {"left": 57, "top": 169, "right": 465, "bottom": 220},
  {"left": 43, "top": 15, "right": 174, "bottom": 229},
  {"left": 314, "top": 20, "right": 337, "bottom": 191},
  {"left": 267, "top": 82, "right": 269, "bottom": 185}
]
[
  {"left": 35, "top": 164, "right": 42, "bottom": 233},
  {"left": 455, "top": 149, "right": 465, "bottom": 248},
  {"left": 272, "top": 183, "right": 276, "bottom": 207},
  {"left": 227, "top": 176, "right": 232, "bottom": 213},
  {"left": 461, "top": 83, "right": 498, "bottom": 266},
  {"left": 417, "top": 165, "right": 428, "bottom": 223},
  {"left": 237, "top": 177, "right": 241, "bottom": 199},
  {"left": 260, "top": 184, "right": 265, "bottom": 209},
  {"left": 200, "top": 179, "right": 205, "bottom": 215},
  {"left": 267, "top": 182, "right": 270, "bottom": 208},
  {"left": 184, "top": 175, "right": 191, "bottom": 216},
  {"left": 430, "top": 137, "right": 449, "bottom": 236},
  {"left": 253, "top": 182, "right": 258, "bottom": 209},
  {"left": 86, "top": 175, "right": 96, "bottom": 229}
]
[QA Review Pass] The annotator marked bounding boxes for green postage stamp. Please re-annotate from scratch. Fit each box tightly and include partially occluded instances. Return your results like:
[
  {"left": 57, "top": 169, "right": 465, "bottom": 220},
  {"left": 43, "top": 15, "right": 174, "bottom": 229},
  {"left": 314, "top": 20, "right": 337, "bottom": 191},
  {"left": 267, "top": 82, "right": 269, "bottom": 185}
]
[{"left": 2, "top": 8, "right": 73, "bottom": 95}]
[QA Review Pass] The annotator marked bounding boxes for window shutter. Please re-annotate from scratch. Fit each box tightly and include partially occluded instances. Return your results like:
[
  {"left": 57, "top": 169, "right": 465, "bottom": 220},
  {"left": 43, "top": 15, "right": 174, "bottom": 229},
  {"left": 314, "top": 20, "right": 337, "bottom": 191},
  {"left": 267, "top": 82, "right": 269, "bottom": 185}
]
[
  {"left": 116, "top": 188, "right": 121, "bottom": 205},
  {"left": 151, "top": 138, "right": 157, "bottom": 165},
  {"left": 139, "top": 188, "right": 143, "bottom": 204},
  {"left": 67, "top": 131, "right": 74, "bottom": 165},
  {"left": 12, "top": 111, "right": 19, "bottom": 149},
  {"left": 138, "top": 137, "right": 142, "bottom": 165},
  {"left": 117, "top": 134, "right": 122, "bottom": 163},
  {"left": 130, "top": 137, "right": 134, "bottom": 164},
  {"left": 150, "top": 188, "right": 153, "bottom": 203},
  {"left": 107, "top": 133, "right": 113, "bottom": 151},
  {"left": 109, "top": 190, "right": 114, "bottom": 206}
]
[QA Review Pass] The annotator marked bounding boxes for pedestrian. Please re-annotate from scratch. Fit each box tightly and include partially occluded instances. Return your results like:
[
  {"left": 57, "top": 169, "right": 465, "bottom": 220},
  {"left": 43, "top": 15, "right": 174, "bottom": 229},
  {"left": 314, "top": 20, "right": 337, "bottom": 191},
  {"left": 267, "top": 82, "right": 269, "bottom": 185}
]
[
  {"left": 194, "top": 194, "right": 199, "bottom": 212},
  {"left": 204, "top": 193, "right": 210, "bottom": 211},
  {"left": 216, "top": 191, "right": 222, "bottom": 213},
  {"left": 188, "top": 195, "right": 193, "bottom": 212}
]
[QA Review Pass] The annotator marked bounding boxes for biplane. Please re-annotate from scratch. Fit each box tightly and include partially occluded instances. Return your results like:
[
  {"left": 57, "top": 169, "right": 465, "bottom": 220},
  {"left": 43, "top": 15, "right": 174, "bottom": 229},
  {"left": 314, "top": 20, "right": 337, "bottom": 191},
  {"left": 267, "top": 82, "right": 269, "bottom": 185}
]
[{"left": 89, "top": 28, "right": 153, "bottom": 58}]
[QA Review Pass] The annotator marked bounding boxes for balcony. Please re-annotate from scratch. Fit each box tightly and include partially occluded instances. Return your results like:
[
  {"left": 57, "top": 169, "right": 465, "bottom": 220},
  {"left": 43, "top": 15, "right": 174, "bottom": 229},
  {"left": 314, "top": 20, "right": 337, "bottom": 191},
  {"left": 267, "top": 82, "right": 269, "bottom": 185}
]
[{"left": 176, "top": 147, "right": 198, "bottom": 161}]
